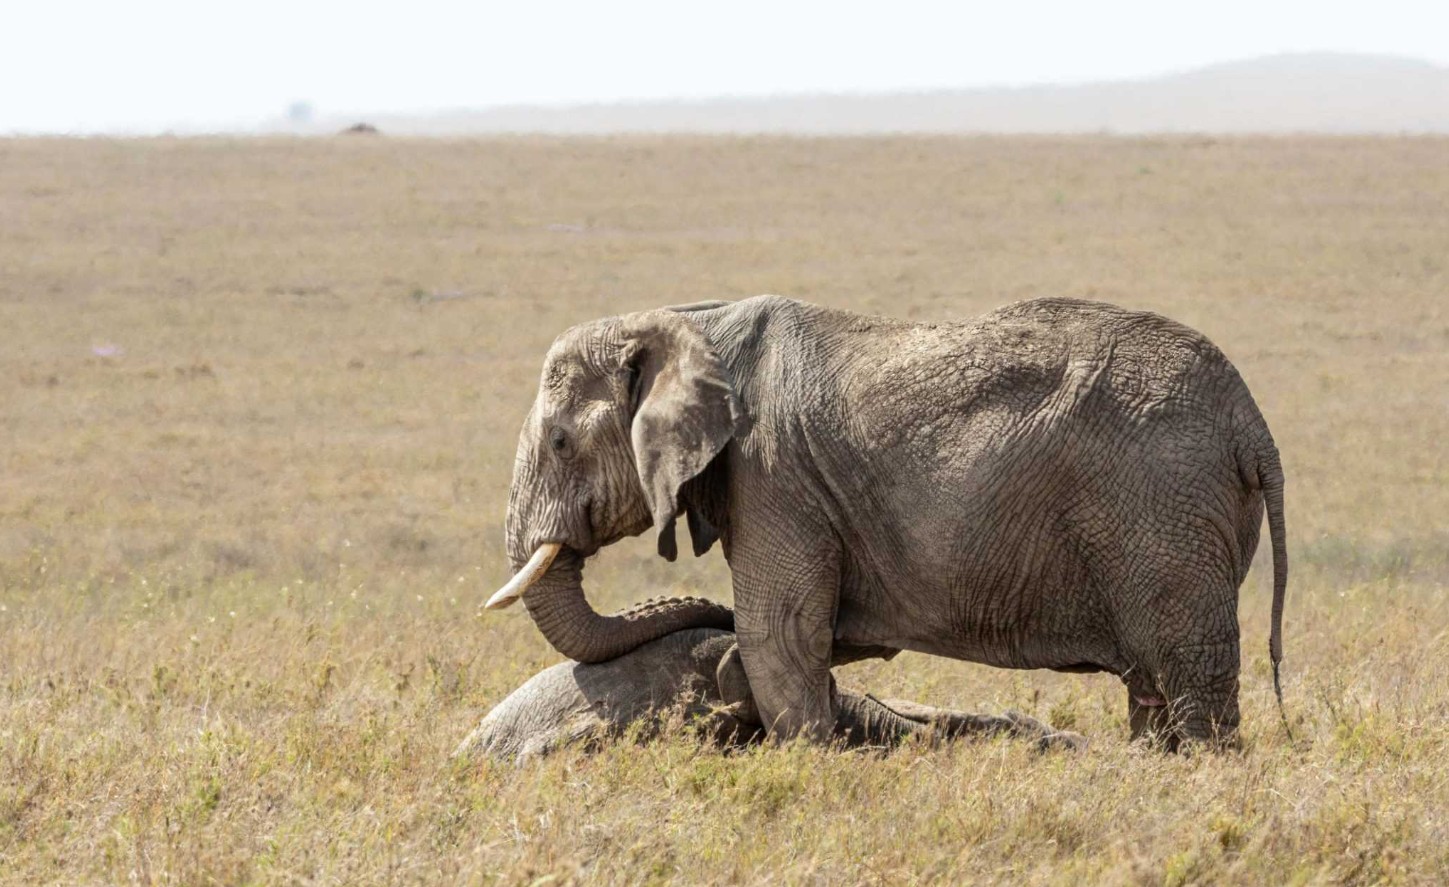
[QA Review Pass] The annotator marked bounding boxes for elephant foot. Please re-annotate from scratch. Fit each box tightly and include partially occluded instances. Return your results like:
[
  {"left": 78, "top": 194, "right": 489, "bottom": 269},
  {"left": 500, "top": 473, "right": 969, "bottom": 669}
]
[
  {"left": 714, "top": 645, "right": 760, "bottom": 726},
  {"left": 1000, "top": 709, "right": 1087, "bottom": 753},
  {"left": 1035, "top": 730, "right": 1090, "bottom": 753},
  {"left": 1128, "top": 692, "right": 1240, "bottom": 753},
  {"left": 694, "top": 703, "right": 765, "bottom": 747}
]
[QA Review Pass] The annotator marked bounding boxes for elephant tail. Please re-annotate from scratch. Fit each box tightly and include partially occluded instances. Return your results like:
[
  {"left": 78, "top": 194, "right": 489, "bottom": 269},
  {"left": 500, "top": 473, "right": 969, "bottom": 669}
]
[{"left": 1256, "top": 439, "right": 1291, "bottom": 735}]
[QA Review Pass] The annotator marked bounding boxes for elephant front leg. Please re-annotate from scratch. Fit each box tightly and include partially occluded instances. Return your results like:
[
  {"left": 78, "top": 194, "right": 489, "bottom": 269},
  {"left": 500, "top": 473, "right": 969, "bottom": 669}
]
[
  {"left": 735, "top": 616, "right": 836, "bottom": 741},
  {"left": 731, "top": 542, "right": 841, "bottom": 742},
  {"left": 720, "top": 645, "right": 928, "bottom": 747},
  {"left": 715, "top": 640, "right": 901, "bottom": 728}
]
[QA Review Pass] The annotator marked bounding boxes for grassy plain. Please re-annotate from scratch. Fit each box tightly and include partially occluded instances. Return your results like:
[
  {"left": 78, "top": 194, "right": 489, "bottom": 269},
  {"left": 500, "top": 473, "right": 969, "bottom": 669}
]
[{"left": 1, "top": 136, "right": 1447, "bottom": 884}]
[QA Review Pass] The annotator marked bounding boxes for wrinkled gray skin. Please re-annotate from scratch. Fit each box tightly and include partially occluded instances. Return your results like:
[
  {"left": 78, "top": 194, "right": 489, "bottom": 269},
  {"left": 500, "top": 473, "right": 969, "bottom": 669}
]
[
  {"left": 503, "top": 296, "right": 1287, "bottom": 749},
  {"left": 456, "top": 627, "right": 1083, "bottom": 762}
]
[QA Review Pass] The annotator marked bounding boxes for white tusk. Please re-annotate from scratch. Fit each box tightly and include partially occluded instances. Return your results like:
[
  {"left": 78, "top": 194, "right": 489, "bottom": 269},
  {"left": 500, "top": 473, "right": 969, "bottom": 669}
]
[{"left": 484, "top": 543, "right": 563, "bottom": 610}]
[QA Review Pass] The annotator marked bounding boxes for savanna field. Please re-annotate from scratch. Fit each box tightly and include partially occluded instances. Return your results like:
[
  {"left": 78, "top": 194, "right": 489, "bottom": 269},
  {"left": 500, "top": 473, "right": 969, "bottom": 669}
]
[{"left": 1, "top": 136, "right": 1447, "bottom": 884}]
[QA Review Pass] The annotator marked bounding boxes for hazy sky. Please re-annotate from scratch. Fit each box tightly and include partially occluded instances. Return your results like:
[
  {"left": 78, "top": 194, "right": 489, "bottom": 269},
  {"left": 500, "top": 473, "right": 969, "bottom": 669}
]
[{"left": 5, "top": 0, "right": 1447, "bottom": 133}]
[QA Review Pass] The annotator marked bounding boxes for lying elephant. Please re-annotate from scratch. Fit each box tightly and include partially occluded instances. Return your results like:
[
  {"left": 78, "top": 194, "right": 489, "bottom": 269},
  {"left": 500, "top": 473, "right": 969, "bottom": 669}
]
[
  {"left": 487, "top": 296, "right": 1288, "bottom": 749},
  {"left": 456, "top": 623, "right": 1084, "bottom": 762}
]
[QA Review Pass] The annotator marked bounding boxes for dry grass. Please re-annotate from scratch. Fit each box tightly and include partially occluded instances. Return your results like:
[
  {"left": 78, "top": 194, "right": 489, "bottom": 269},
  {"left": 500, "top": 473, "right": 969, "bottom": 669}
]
[{"left": 1, "top": 135, "right": 1447, "bottom": 884}]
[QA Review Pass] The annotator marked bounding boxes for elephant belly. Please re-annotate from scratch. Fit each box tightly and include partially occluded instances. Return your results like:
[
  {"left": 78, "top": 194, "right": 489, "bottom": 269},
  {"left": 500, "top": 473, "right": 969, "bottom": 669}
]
[
  {"left": 832, "top": 546, "right": 1121, "bottom": 674},
  {"left": 834, "top": 602, "right": 1118, "bottom": 673},
  {"left": 826, "top": 421, "right": 1133, "bottom": 671}
]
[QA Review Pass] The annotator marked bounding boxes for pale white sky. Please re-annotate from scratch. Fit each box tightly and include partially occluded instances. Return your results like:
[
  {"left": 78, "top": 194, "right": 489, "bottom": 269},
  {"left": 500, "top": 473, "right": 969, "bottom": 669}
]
[{"left": 3, "top": 0, "right": 1447, "bottom": 133}]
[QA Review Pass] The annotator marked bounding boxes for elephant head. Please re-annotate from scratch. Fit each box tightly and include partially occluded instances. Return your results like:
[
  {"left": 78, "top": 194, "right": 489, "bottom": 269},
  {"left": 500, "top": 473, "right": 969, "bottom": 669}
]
[{"left": 486, "top": 309, "right": 740, "bottom": 663}]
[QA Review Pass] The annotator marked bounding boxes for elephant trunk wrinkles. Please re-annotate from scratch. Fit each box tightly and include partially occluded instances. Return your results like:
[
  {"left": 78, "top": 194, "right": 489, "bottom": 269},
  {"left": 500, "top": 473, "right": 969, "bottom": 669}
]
[{"left": 523, "top": 553, "right": 734, "bottom": 664}]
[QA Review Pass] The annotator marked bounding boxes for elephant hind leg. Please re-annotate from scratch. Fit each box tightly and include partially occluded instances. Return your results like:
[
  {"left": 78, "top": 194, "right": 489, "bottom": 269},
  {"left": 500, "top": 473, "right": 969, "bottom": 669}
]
[
  {"left": 1126, "top": 635, "right": 1242, "bottom": 751},
  {"left": 1118, "top": 558, "right": 1244, "bottom": 751},
  {"left": 1165, "top": 645, "right": 1242, "bottom": 750}
]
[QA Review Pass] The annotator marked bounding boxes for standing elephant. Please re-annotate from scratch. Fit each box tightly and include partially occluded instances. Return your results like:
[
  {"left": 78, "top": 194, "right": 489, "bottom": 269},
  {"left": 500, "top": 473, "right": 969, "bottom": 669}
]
[
  {"left": 455, "top": 625, "right": 1083, "bottom": 762},
  {"left": 486, "top": 296, "right": 1288, "bottom": 748}
]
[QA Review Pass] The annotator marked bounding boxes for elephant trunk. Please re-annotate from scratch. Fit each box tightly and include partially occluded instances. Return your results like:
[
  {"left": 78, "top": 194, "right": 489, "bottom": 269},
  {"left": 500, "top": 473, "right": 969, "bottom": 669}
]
[{"left": 521, "top": 550, "right": 733, "bottom": 664}]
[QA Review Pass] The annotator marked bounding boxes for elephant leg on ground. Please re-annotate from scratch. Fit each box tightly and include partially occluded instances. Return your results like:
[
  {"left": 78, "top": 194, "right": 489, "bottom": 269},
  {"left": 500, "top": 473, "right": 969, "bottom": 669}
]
[
  {"left": 865, "top": 697, "right": 1088, "bottom": 752},
  {"left": 718, "top": 672, "right": 1058, "bottom": 750},
  {"left": 833, "top": 686, "right": 934, "bottom": 746},
  {"left": 719, "top": 639, "right": 1082, "bottom": 751}
]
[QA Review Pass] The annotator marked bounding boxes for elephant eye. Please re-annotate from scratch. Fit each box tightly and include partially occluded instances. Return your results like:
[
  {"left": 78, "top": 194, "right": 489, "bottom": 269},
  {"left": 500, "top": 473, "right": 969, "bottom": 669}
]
[{"left": 549, "top": 426, "right": 571, "bottom": 456}]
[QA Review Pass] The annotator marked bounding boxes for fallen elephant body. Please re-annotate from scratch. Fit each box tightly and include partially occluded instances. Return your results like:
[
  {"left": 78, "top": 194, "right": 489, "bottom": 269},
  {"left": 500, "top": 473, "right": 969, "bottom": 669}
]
[{"left": 455, "top": 628, "right": 1085, "bottom": 762}]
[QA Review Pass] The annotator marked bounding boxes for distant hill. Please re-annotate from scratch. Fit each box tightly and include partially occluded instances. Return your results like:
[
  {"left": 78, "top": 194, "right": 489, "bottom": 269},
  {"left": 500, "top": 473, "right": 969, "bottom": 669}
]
[{"left": 300, "top": 53, "right": 1449, "bottom": 136}]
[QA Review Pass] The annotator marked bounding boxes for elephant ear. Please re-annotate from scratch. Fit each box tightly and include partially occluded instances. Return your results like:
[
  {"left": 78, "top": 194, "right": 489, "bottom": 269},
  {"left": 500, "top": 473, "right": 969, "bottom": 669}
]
[{"left": 623, "top": 311, "right": 739, "bottom": 562}]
